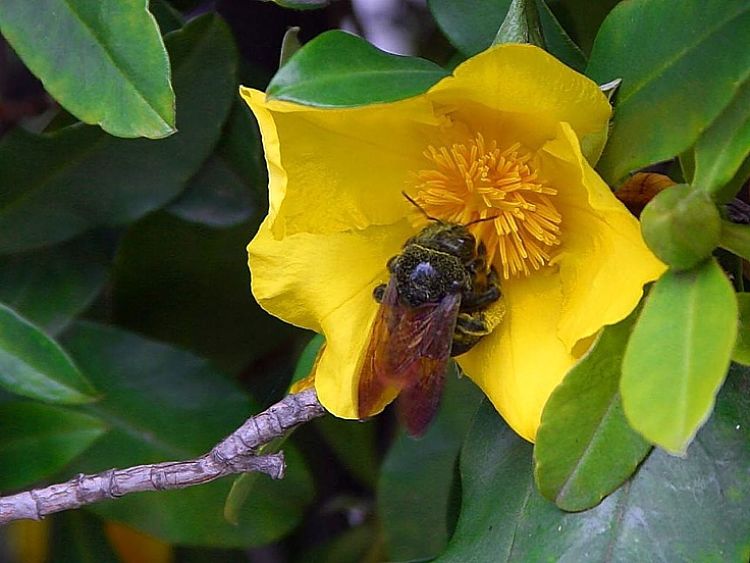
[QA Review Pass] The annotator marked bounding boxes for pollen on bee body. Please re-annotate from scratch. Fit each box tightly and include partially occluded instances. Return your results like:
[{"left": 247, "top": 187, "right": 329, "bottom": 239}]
[{"left": 412, "top": 133, "right": 562, "bottom": 280}]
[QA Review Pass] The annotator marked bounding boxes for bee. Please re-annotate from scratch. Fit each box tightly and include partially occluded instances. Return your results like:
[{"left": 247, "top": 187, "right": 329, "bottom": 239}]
[{"left": 357, "top": 195, "right": 502, "bottom": 436}]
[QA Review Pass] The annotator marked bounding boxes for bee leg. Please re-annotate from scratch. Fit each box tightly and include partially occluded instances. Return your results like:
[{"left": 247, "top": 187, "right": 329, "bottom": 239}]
[
  {"left": 451, "top": 311, "right": 492, "bottom": 356},
  {"left": 373, "top": 283, "right": 387, "bottom": 303},
  {"left": 461, "top": 285, "right": 501, "bottom": 312}
]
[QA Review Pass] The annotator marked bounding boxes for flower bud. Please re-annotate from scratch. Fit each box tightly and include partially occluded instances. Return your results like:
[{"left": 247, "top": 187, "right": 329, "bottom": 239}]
[{"left": 640, "top": 183, "right": 720, "bottom": 271}]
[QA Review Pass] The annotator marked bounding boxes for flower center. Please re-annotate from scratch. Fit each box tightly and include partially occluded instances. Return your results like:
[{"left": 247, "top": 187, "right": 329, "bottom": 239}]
[{"left": 412, "top": 133, "right": 562, "bottom": 279}]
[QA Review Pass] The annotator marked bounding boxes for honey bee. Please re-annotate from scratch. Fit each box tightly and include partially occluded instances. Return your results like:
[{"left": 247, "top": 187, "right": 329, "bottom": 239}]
[{"left": 357, "top": 196, "right": 502, "bottom": 436}]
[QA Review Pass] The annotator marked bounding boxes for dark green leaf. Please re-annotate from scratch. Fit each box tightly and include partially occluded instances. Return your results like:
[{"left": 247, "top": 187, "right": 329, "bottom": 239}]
[
  {"left": 535, "top": 313, "right": 650, "bottom": 511},
  {"left": 622, "top": 259, "right": 737, "bottom": 454},
  {"left": 438, "top": 371, "right": 750, "bottom": 561},
  {"left": 0, "top": 303, "right": 97, "bottom": 404},
  {"left": 587, "top": 0, "right": 750, "bottom": 183},
  {"left": 50, "top": 512, "right": 120, "bottom": 563},
  {"left": 166, "top": 101, "right": 262, "bottom": 228},
  {"left": 314, "top": 416, "right": 378, "bottom": 489},
  {"left": 733, "top": 293, "right": 750, "bottom": 365},
  {"left": 61, "top": 322, "right": 315, "bottom": 547},
  {"left": 279, "top": 26, "right": 302, "bottom": 67},
  {"left": 112, "top": 213, "right": 299, "bottom": 374},
  {"left": 267, "top": 30, "right": 449, "bottom": 106},
  {"left": 428, "top": 0, "right": 586, "bottom": 71},
  {"left": 290, "top": 334, "right": 324, "bottom": 387},
  {"left": 493, "top": 0, "right": 544, "bottom": 48},
  {"left": 0, "top": 0, "right": 175, "bottom": 138},
  {"left": 165, "top": 156, "right": 256, "bottom": 228},
  {"left": 0, "top": 234, "right": 110, "bottom": 335},
  {"left": 0, "top": 401, "right": 107, "bottom": 489},
  {"left": 149, "top": 0, "right": 184, "bottom": 34},
  {"left": 0, "top": 14, "right": 237, "bottom": 254},
  {"left": 694, "top": 78, "right": 750, "bottom": 196},
  {"left": 378, "top": 373, "right": 482, "bottom": 561},
  {"left": 720, "top": 220, "right": 750, "bottom": 262},
  {"left": 551, "top": 0, "right": 621, "bottom": 55}
]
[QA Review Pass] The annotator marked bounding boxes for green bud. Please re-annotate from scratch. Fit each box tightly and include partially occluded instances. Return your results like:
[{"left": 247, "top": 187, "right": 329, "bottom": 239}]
[{"left": 640, "top": 183, "right": 720, "bottom": 271}]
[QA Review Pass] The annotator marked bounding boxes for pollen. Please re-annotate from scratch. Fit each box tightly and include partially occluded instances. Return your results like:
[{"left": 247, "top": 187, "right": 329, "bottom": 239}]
[{"left": 412, "top": 133, "right": 562, "bottom": 279}]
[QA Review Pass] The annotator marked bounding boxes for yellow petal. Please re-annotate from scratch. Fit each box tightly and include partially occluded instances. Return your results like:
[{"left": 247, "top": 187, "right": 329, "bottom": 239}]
[
  {"left": 457, "top": 270, "right": 577, "bottom": 442},
  {"left": 240, "top": 87, "right": 441, "bottom": 238},
  {"left": 540, "top": 123, "right": 666, "bottom": 349},
  {"left": 249, "top": 217, "right": 416, "bottom": 417},
  {"left": 427, "top": 44, "right": 610, "bottom": 147}
]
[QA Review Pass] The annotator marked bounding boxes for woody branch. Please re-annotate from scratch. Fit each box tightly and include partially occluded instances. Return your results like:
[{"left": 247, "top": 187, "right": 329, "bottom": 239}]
[{"left": 0, "top": 388, "right": 325, "bottom": 526}]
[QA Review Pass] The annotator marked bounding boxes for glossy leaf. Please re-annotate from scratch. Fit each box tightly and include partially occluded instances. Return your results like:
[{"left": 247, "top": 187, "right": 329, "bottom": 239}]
[
  {"left": 622, "top": 259, "right": 737, "bottom": 454},
  {"left": 535, "top": 313, "right": 650, "bottom": 511},
  {"left": 61, "top": 322, "right": 314, "bottom": 547},
  {"left": 0, "top": 14, "right": 237, "bottom": 254},
  {"left": 0, "top": 401, "right": 107, "bottom": 489},
  {"left": 166, "top": 101, "right": 261, "bottom": 228},
  {"left": 720, "top": 220, "right": 750, "bottom": 262},
  {"left": 0, "top": 303, "right": 97, "bottom": 404},
  {"left": 378, "top": 372, "right": 482, "bottom": 561},
  {"left": 438, "top": 371, "right": 750, "bottom": 561},
  {"left": 112, "top": 213, "right": 299, "bottom": 374},
  {"left": 733, "top": 293, "right": 750, "bottom": 365},
  {"left": 428, "top": 0, "right": 586, "bottom": 71},
  {"left": 493, "top": 0, "right": 544, "bottom": 48},
  {"left": 587, "top": 0, "right": 750, "bottom": 183},
  {"left": 267, "top": 30, "right": 449, "bottom": 106},
  {"left": 0, "top": 0, "right": 174, "bottom": 138},
  {"left": 0, "top": 234, "right": 110, "bottom": 335},
  {"left": 551, "top": 0, "right": 621, "bottom": 54},
  {"left": 694, "top": 78, "right": 750, "bottom": 196}
]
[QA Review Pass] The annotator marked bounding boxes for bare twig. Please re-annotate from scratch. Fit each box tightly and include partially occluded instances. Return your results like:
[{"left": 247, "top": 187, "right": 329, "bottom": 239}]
[{"left": 0, "top": 388, "right": 325, "bottom": 526}]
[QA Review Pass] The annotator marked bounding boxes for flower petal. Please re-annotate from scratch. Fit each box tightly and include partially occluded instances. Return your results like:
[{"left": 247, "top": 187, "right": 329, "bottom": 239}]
[
  {"left": 457, "top": 270, "right": 578, "bottom": 442},
  {"left": 248, "top": 217, "right": 416, "bottom": 416},
  {"left": 240, "top": 87, "right": 441, "bottom": 238},
  {"left": 428, "top": 44, "right": 610, "bottom": 146},
  {"left": 540, "top": 123, "right": 666, "bottom": 350}
]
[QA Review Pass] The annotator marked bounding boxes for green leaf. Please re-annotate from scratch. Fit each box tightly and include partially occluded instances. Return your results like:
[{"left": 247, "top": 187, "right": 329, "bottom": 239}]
[
  {"left": 720, "top": 220, "right": 750, "bottom": 261},
  {"left": 493, "top": 0, "right": 544, "bottom": 48},
  {"left": 694, "top": 78, "right": 750, "bottom": 195},
  {"left": 0, "top": 401, "right": 107, "bottom": 489},
  {"left": 0, "top": 0, "right": 175, "bottom": 138},
  {"left": 733, "top": 293, "right": 750, "bottom": 365},
  {"left": 622, "top": 259, "right": 737, "bottom": 454},
  {"left": 314, "top": 416, "right": 378, "bottom": 489},
  {"left": 61, "top": 322, "right": 315, "bottom": 547},
  {"left": 0, "top": 303, "right": 97, "bottom": 404},
  {"left": 0, "top": 14, "right": 237, "bottom": 254},
  {"left": 378, "top": 373, "right": 482, "bottom": 561},
  {"left": 438, "top": 371, "right": 750, "bottom": 561},
  {"left": 534, "top": 313, "right": 650, "bottom": 512},
  {"left": 148, "top": 0, "right": 184, "bottom": 34},
  {"left": 266, "top": 30, "right": 449, "bottom": 106},
  {"left": 290, "top": 333, "right": 324, "bottom": 387},
  {"left": 50, "top": 512, "right": 120, "bottom": 563},
  {"left": 279, "top": 26, "right": 302, "bottom": 68},
  {"left": 550, "top": 0, "right": 621, "bottom": 55},
  {"left": 166, "top": 101, "right": 261, "bottom": 228},
  {"left": 0, "top": 234, "right": 109, "bottom": 335},
  {"left": 112, "top": 213, "right": 299, "bottom": 374},
  {"left": 587, "top": 0, "right": 750, "bottom": 183},
  {"left": 428, "top": 0, "right": 586, "bottom": 71}
]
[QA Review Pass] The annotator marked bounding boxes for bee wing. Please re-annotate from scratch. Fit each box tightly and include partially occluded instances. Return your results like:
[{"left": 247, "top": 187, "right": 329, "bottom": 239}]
[
  {"left": 357, "top": 279, "right": 461, "bottom": 437},
  {"left": 396, "top": 292, "right": 461, "bottom": 437}
]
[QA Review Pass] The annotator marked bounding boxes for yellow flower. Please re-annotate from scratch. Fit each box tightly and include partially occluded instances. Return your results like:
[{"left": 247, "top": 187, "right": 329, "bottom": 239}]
[{"left": 241, "top": 44, "right": 665, "bottom": 442}]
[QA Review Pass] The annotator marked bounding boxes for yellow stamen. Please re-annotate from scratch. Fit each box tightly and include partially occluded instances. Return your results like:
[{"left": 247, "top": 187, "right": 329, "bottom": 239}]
[{"left": 412, "top": 133, "right": 562, "bottom": 279}]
